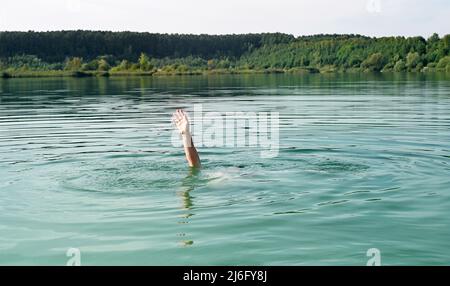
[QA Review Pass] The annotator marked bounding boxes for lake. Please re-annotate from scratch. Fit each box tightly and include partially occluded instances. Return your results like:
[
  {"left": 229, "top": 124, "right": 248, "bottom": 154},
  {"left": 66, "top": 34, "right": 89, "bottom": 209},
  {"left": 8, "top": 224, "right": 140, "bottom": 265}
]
[{"left": 1, "top": 73, "right": 449, "bottom": 265}]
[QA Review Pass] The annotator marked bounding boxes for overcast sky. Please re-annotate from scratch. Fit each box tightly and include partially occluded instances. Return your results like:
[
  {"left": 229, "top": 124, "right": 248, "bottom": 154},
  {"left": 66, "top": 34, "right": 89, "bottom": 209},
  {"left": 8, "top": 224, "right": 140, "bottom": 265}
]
[{"left": 0, "top": 0, "right": 448, "bottom": 37}]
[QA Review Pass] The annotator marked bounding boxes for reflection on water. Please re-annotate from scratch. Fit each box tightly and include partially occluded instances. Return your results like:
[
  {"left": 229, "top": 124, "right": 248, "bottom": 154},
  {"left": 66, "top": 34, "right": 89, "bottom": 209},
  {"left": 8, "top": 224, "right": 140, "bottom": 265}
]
[
  {"left": 177, "top": 168, "right": 200, "bottom": 247},
  {"left": 1, "top": 74, "right": 450, "bottom": 265}
]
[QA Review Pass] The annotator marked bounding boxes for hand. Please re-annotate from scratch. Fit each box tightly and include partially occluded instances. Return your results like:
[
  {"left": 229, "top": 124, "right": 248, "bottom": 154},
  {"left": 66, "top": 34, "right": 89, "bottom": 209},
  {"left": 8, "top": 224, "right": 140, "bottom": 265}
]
[
  {"left": 172, "top": 109, "right": 201, "bottom": 167},
  {"left": 172, "top": 109, "right": 190, "bottom": 135}
]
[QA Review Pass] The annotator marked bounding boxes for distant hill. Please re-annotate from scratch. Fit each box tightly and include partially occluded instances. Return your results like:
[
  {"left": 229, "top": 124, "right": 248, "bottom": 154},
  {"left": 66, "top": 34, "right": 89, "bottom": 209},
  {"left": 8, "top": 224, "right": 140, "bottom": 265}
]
[{"left": 0, "top": 31, "right": 448, "bottom": 75}]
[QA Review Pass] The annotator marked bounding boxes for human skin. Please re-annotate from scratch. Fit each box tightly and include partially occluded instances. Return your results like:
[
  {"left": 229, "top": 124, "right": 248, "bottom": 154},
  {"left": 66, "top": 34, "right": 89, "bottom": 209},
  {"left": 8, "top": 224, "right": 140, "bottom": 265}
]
[{"left": 172, "top": 109, "right": 201, "bottom": 168}]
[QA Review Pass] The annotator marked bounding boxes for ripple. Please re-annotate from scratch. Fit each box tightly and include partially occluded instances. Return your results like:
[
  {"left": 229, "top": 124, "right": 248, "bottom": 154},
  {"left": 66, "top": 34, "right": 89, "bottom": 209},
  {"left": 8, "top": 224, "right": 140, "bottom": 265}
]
[
  {"left": 1, "top": 75, "right": 450, "bottom": 265},
  {"left": 60, "top": 159, "right": 185, "bottom": 195},
  {"left": 305, "top": 158, "right": 370, "bottom": 174}
]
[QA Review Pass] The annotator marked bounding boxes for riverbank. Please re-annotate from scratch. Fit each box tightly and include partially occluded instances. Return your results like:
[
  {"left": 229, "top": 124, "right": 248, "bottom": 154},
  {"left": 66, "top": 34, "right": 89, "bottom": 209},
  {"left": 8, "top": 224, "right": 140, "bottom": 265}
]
[{"left": 1, "top": 67, "right": 447, "bottom": 79}]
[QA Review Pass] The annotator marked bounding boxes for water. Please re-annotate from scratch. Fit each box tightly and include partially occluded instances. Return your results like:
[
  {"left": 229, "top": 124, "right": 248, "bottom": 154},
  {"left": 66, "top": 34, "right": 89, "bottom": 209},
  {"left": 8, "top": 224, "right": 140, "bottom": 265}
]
[{"left": 1, "top": 73, "right": 449, "bottom": 265}]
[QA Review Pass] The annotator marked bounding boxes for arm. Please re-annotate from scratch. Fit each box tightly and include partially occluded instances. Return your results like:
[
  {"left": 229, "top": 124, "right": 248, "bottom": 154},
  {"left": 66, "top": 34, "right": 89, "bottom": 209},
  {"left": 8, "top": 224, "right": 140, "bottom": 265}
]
[{"left": 173, "top": 109, "right": 201, "bottom": 168}]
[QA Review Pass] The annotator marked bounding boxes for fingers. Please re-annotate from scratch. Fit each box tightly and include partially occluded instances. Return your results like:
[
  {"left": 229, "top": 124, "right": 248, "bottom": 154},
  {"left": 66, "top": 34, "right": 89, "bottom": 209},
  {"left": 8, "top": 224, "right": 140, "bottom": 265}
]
[
  {"left": 171, "top": 114, "right": 177, "bottom": 125},
  {"left": 181, "top": 109, "right": 188, "bottom": 119},
  {"left": 180, "top": 109, "right": 189, "bottom": 122},
  {"left": 173, "top": 109, "right": 188, "bottom": 121},
  {"left": 172, "top": 109, "right": 181, "bottom": 122},
  {"left": 177, "top": 109, "right": 185, "bottom": 120}
]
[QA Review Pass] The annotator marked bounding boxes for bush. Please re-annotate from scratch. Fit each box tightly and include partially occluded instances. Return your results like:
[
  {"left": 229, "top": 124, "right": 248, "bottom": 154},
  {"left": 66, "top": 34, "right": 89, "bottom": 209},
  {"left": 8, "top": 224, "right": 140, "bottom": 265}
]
[
  {"left": 111, "top": 60, "right": 131, "bottom": 72},
  {"left": 393, "top": 60, "right": 406, "bottom": 72},
  {"left": 382, "top": 62, "right": 395, "bottom": 72},
  {"left": 406, "top": 52, "right": 422, "bottom": 71},
  {"left": 81, "top": 60, "right": 99, "bottom": 71},
  {"left": 436, "top": 56, "right": 450, "bottom": 71},
  {"left": 65, "top": 57, "right": 83, "bottom": 71},
  {"left": 138, "top": 53, "right": 152, "bottom": 71},
  {"left": 97, "top": 59, "right": 110, "bottom": 71},
  {"left": 361, "top": 53, "right": 386, "bottom": 72}
]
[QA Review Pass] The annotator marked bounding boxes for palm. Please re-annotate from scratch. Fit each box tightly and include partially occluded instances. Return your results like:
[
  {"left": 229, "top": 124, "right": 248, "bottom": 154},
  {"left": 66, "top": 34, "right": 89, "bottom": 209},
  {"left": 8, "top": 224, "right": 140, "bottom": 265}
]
[{"left": 173, "top": 109, "right": 190, "bottom": 134}]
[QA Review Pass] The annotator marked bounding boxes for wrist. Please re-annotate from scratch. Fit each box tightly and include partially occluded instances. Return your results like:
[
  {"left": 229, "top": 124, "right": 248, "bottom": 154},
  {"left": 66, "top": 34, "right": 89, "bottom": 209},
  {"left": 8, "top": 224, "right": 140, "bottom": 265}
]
[
  {"left": 181, "top": 130, "right": 191, "bottom": 137},
  {"left": 181, "top": 132, "right": 193, "bottom": 147}
]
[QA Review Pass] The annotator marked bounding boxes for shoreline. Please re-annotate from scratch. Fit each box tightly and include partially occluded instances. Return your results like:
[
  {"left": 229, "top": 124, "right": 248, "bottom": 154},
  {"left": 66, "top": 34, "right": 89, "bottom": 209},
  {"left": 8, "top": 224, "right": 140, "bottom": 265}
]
[{"left": 1, "top": 68, "right": 448, "bottom": 79}]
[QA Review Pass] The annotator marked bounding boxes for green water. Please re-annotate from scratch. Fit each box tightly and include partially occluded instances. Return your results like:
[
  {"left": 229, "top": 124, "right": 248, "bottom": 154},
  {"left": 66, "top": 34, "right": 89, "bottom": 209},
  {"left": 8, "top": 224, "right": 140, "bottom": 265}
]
[{"left": 1, "top": 73, "right": 449, "bottom": 265}]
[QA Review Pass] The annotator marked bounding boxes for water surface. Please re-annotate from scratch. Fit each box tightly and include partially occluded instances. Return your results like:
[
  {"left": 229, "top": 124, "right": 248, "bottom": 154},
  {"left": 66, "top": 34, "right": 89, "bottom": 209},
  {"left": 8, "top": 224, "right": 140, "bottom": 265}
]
[{"left": 1, "top": 73, "right": 449, "bottom": 265}]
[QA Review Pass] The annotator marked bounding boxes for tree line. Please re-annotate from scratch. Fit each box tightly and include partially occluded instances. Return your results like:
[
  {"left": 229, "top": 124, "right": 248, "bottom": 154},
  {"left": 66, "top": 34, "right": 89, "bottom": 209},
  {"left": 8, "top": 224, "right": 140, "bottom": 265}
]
[
  {"left": 240, "top": 33, "right": 449, "bottom": 72},
  {"left": 0, "top": 31, "right": 448, "bottom": 76},
  {"left": 0, "top": 31, "right": 293, "bottom": 62}
]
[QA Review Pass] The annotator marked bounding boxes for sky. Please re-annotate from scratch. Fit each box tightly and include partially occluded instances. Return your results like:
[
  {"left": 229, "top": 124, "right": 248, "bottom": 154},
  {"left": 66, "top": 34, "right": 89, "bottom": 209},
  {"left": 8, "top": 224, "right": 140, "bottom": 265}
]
[{"left": 0, "top": 0, "right": 448, "bottom": 37}]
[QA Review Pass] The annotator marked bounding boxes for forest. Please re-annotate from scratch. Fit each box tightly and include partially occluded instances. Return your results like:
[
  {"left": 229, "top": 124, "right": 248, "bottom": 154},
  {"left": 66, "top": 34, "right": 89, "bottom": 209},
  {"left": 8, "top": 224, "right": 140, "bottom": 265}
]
[{"left": 0, "top": 31, "right": 449, "bottom": 77}]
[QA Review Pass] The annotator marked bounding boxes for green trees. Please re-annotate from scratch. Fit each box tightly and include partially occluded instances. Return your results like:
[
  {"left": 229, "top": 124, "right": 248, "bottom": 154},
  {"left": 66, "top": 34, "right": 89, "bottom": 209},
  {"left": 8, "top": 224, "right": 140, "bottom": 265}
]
[
  {"left": 0, "top": 31, "right": 278, "bottom": 62},
  {"left": 1, "top": 55, "right": 55, "bottom": 71},
  {"left": 138, "top": 53, "right": 152, "bottom": 71},
  {"left": 436, "top": 56, "right": 450, "bottom": 72},
  {"left": 81, "top": 60, "right": 99, "bottom": 71},
  {"left": 111, "top": 60, "right": 132, "bottom": 72},
  {"left": 361, "top": 53, "right": 386, "bottom": 72},
  {"left": 394, "top": 60, "right": 406, "bottom": 72},
  {"left": 406, "top": 52, "right": 422, "bottom": 71},
  {"left": 0, "top": 32, "right": 448, "bottom": 75},
  {"left": 61, "top": 56, "right": 112, "bottom": 73},
  {"left": 238, "top": 34, "right": 449, "bottom": 73},
  {"left": 97, "top": 58, "right": 110, "bottom": 71},
  {"left": 64, "top": 57, "right": 83, "bottom": 71}
]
